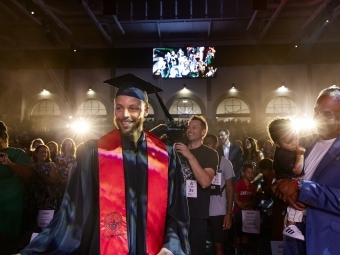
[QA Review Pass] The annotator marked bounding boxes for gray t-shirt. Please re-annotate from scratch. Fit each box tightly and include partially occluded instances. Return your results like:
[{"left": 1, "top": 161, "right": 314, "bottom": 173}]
[{"left": 209, "top": 156, "right": 235, "bottom": 216}]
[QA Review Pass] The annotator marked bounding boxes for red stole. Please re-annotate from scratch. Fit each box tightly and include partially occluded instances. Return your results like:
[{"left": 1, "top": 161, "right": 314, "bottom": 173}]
[{"left": 98, "top": 129, "right": 169, "bottom": 254}]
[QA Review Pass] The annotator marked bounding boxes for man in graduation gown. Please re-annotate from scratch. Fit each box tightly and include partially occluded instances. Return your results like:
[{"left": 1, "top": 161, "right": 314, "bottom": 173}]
[{"left": 19, "top": 74, "right": 190, "bottom": 255}]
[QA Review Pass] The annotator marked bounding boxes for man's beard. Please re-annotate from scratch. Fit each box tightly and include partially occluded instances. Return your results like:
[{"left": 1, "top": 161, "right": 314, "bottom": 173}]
[
  {"left": 316, "top": 122, "right": 340, "bottom": 138},
  {"left": 114, "top": 117, "right": 143, "bottom": 137}
]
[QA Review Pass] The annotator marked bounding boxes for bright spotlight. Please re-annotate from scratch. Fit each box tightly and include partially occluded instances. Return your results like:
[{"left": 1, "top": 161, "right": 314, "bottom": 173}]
[
  {"left": 291, "top": 117, "right": 315, "bottom": 135},
  {"left": 71, "top": 120, "right": 90, "bottom": 133}
]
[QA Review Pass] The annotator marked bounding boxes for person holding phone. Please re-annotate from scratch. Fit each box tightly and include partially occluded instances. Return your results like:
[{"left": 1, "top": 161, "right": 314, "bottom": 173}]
[{"left": 0, "top": 121, "right": 35, "bottom": 255}]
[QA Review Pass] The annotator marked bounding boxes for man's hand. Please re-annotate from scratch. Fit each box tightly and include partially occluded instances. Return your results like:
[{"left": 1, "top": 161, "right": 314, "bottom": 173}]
[
  {"left": 174, "top": 143, "right": 192, "bottom": 160},
  {"left": 223, "top": 214, "right": 232, "bottom": 230},
  {"left": 272, "top": 179, "right": 306, "bottom": 211}
]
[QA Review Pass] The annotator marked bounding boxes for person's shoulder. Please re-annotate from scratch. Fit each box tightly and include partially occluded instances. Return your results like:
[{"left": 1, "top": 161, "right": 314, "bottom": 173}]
[
  {"left": 76, "top": 139, "right": 98, "bottom": 154},
  {"left": 8, "top": 146, "right": 26, "bottom": 154},
  {"left": 8, "top": 147, "right": 30, "bottom": 158},
  {"left": 202, "top": 144, "right": 217, "bottom": 152},
  {"left": 234, "top": 179, "right": 243, "bottom": 186},
  {"left": 202, "top": 144, "right": 219, "bottom": 157},
  {"left": 220, "top": 156, "right": 232, "bottom": 168}
]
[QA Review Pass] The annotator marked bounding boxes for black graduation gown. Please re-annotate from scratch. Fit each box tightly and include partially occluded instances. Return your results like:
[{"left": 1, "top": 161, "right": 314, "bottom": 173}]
[{"left": 20, "top": 133, "right": 190, "bottom": 255}]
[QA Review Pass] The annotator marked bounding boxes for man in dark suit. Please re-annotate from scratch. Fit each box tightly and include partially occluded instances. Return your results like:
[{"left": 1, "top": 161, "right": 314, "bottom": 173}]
[
  {"left": 273, "top": 86, "right": 340, "bottom": 255},
  {"left": 216, "top": 129, "right": 243, "bottom": 183}
]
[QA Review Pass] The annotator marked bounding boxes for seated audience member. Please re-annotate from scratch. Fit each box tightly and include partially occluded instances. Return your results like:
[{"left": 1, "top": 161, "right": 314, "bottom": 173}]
[
  {"left": 0, "top": 121, "right": 35, "bottom": 255},
  {"left": 204, "top": 134, "right": 235, "bottom": 255},
  {"left": 46, "top": 141, "right": 59, "bottom": 163},
  {"left": 233, "top": 164, "right": 257, "bottom": 244}
]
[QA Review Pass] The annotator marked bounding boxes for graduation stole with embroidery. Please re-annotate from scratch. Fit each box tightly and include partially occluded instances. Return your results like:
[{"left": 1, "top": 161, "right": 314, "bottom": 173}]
[{"left": 98, "top": 129, "right": 169, "bottom": 255}]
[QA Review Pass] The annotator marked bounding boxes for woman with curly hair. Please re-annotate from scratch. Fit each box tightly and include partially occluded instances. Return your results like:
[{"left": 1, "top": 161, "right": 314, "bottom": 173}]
[{"left": 0, "top": 121, "right": 35, "bottom": 255}]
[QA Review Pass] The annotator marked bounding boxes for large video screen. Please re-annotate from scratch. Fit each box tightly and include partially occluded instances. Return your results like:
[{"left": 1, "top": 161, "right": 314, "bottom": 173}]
[{"left": 153, "top": 46, "right": 216, "bottom": 78}]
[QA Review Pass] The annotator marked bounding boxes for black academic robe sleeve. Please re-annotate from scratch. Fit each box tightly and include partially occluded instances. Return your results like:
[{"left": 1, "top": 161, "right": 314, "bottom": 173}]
[
  {"left": 20, "top": 139, "right": 101, "bottom": 255},
  {"left": 20, "top": 139, "right": 190, "bottom": 255},
  {"left": 162, "top": 145, "right": 190, "bottom": 255}
]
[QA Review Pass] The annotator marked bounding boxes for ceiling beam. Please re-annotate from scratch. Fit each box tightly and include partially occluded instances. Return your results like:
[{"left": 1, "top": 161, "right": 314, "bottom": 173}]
[
  {"left": 113, "top": 15, "right": 125, "bottom": 35},
  {"left": 0, "top": 1, "right": 20, "bottom": 20},
  {"left": 81, "top": 0, "right": 113, "bottom": 45},
  {"left": 306, "top": 2, "right": 340, "bottom": 43},
  {"left": 301, "top": 0, "right": 331, "bottom": 30},
  {"left": 247, "top": 10, "right": 258, "bottom": 31},
  {"left": 268, "top": 0, "right": 324, "bottom": 9},
  {"left": 32, "top": 0, "right": 72, "bottom": 36},
  {"left": 9, "top": 0, "right": 41, "bottom": 26},
  {"left": 258, "top": 0, "right": 289, "bottom": 41}
]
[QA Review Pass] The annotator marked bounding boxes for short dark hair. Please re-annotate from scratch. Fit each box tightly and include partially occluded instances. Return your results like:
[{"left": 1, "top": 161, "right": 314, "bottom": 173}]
[
  {"left": 242, "top": 163, "right": 254, "bottom": 172},
  {"left": 218, "top": 128, "right": 230, "bottom": 136},
  {"left": 267, "top": 117, "right": 294, "bottom": 143},
  {"left": 189, "top": 115, "right": 208, "bottom": 131},
  {"left": 204, "top": 133, "right": 218, "bottom": 145},
  {"left": 259, "top": 158, "right": 273, "bottom": 170}
]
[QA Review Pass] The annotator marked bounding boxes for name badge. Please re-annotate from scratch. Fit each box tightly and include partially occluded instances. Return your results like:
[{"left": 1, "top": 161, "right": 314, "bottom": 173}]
[
  {"left": 211, "top": 172, "right": 222, "bottom": 186},
  {"left": 37, "top": 209, "right": 55, "bottom": 228},
  {"left": 186, "top": 180, "right": 197, "bottom": 198},
  {"left": 30, "top": 232, "right": 39, "bottom": 242}
]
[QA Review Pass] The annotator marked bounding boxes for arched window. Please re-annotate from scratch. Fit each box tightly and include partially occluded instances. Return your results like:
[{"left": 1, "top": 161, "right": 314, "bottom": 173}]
[
  {"left": 31, "top": 99, "right": 60, "bottom": 116},
  {"left": 76, "top": 99, "right": 107, "bottom": 116},
  {"left": 216, "top": 97, "right": 250, "bottom": 121},
  {"left": 169, "top": 98, "right": 202, "bottom": 119},
  {"left": 266, "top": 96, "right": 298, "bottom": 115}
]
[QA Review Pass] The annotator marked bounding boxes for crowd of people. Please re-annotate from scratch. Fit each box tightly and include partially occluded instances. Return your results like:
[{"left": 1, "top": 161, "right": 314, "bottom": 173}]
[
  {"left": 0, "top": 124, "right": 78, "bottom": 254},
  {"left": 2, "top": 74, "right": 340, "bottom": 255},
  {"left": 153, "top": 47, "right": 216, "bottom": 78}
]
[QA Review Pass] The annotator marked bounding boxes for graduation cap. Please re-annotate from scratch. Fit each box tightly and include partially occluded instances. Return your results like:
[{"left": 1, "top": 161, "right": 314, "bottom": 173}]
[{"left": 103, "top": 73, "right": 163, "bottom": 102}]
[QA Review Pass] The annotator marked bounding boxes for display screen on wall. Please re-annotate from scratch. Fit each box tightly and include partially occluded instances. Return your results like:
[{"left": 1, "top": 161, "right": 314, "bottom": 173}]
[{"left": 152, "top": 46, "right": 216, "bottom": 78}]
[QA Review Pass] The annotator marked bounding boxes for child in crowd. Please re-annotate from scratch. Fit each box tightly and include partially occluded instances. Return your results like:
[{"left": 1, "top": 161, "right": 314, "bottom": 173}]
[
  {"left": 267, "top": 117, "right": 305, "bottom": 240},
  {"left": 233, "top": 164, "right": 257, "bottom": 244}
]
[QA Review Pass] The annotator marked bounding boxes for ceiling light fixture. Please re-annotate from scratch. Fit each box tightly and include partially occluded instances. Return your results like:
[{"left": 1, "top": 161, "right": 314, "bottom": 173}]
[{"left": 278, "top": 83, "right": 288, "bottom": 92}]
